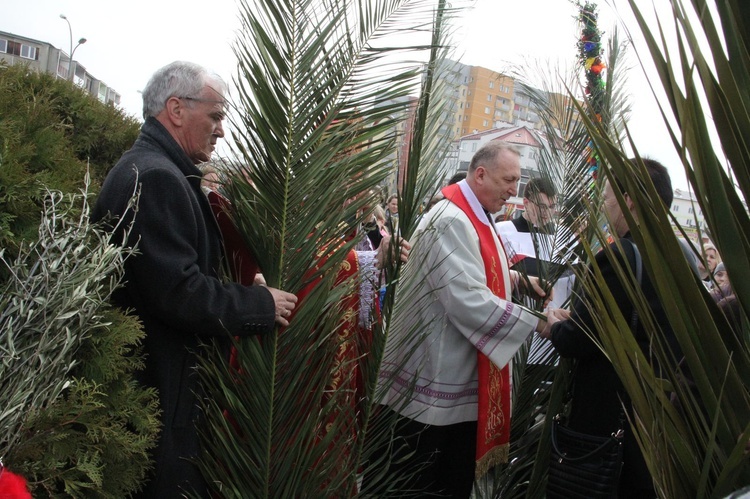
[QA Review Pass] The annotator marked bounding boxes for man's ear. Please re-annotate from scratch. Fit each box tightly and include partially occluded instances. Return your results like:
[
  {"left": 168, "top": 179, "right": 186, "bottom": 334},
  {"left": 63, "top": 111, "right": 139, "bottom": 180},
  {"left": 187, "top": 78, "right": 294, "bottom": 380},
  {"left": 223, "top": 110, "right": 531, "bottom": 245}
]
[
  {"left": 624, "top": 193, "right": 636, "bottom": 212},
  {"left": 163, "top": 96, "right": 185, "bottom": 126},
  {"left": 475, "top": 166, "right": 487, "bottom": 184}
]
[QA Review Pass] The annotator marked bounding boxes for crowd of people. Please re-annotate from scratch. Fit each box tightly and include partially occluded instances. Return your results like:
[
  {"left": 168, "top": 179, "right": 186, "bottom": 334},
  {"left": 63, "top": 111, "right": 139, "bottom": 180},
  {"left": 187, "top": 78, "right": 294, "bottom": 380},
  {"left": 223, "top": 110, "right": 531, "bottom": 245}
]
[{"left": 93, "top": 60, "right": 737, "bottom": 498}]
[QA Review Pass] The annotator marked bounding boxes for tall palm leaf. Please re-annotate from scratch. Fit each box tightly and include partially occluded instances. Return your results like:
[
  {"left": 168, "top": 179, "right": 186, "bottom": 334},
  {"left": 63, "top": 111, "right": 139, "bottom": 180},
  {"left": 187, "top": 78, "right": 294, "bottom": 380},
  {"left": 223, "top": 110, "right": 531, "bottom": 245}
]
[
  {"left": 567, "top": 0, "right": 750, "bottom": 495},
  {"left": 193, "top": 0, "right": 459, "bottom": 496},
  {"left": 472, "top": 6, "right": 633, "bottom": 497}
]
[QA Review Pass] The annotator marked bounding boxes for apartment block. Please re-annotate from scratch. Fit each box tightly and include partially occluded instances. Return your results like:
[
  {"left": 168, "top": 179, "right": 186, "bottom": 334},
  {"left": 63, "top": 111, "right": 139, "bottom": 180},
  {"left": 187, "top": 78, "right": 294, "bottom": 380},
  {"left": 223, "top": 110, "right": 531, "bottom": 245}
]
[
  {"left": 439, "top": 60, "right": 580, "bottom": 142},
  {"left": 0, "top": 30, "right": 121, "bottom": 106}
]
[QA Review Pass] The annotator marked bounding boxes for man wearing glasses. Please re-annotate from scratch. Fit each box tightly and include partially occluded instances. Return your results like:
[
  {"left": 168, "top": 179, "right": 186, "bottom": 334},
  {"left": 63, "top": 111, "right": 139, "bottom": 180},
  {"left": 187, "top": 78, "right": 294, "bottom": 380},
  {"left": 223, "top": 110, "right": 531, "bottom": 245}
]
[{"left": 496, "top": 176, "right": 574, "bottom": 375}]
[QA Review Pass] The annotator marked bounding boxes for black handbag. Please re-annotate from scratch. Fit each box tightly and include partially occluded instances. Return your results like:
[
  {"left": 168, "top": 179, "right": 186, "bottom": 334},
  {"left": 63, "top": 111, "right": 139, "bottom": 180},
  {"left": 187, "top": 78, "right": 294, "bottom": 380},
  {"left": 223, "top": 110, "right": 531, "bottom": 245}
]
[{"left": 547, "top": 414, "right": 625, "bottom": 498}]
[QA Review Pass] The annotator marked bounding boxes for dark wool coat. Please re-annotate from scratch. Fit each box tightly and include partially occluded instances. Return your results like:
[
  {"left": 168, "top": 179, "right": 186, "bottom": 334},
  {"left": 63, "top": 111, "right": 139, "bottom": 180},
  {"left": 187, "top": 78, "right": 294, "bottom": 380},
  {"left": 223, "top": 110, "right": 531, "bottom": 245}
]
[
  {"left": 550, "top": 233, "right": 680, "bottom": 498},
  {"left": 93, "top": 117, "right": 275, "bottom": 497}
]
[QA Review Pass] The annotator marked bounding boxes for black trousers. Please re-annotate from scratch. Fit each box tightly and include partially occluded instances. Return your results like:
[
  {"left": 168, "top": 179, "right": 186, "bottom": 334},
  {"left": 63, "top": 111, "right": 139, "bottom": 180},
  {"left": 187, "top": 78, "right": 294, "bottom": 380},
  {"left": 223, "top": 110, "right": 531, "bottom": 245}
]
[{"left": 367, "top": 406, "right": 477, "bottom": 498}]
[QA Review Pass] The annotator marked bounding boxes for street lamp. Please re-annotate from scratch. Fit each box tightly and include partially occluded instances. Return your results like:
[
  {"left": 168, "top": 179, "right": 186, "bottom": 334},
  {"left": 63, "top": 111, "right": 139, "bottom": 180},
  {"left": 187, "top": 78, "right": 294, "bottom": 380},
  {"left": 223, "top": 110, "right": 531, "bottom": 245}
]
[{"left": 59, "top": 14, "right": 87, "bottom": 82}]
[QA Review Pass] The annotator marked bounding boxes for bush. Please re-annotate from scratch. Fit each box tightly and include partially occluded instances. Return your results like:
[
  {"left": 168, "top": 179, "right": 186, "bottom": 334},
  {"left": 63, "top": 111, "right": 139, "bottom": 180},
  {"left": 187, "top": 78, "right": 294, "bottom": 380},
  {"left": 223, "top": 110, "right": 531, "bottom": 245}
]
[
  {"left": 0, "top": 62, "right": 140, "bottom": 257},
  {"left": 0, "top": 188, "right": 160, "bottom": 497}
]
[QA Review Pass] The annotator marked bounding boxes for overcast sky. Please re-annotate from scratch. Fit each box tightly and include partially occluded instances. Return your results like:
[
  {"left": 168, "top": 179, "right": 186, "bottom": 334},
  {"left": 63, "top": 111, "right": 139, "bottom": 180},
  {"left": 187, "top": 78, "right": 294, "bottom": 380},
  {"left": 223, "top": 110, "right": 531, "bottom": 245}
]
[{"left": 3, "top": 0, "right": 687, "bottom": 187}]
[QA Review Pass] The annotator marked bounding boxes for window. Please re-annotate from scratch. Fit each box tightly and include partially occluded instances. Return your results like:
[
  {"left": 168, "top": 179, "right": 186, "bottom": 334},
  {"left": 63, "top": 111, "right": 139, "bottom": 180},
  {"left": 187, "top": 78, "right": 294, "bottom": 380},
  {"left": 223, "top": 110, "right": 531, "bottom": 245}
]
[
  {"left": 457, "top": 115, "right": 462, "bottom": 122},
  {"left": 462, "top": 128, "right": 466, "bottom": 134},
  {"left": 464, "top": 116, "right": 468, "bottom": 121},
  {"left": 688, "top": 207, "right": 693, "bottom": 214},
  {"left": 504, "top": 86, "right": 510, "bottom": 93},
  {"left": 672, "top": 205, "right": 679, "bottom": 212},
  {"left": 489, "top": 81, "right": 494, "bottom": 89},
  {"left": 487, "top": 94, "right": 492, "bottom": 101},
  {"left": 471, "top": 143, "right": 478, "bottom": 152},
  {"left": 482, "top": 120, "right": 488, "bottom": 127},
  {"left": 484, "top": 106, "right": 490, "bottom": 114},
  {"left": 466, "top": 103, "right": 470, "bottom": 109},
  {"left": 0, "top": 39, "right": 7, "bottom": 53},
  {"left": 20, "top": 44, "right": 37, "bottom": 60},
  {"left": 462, "top": 89, "right": 466, "bottom": 96}
]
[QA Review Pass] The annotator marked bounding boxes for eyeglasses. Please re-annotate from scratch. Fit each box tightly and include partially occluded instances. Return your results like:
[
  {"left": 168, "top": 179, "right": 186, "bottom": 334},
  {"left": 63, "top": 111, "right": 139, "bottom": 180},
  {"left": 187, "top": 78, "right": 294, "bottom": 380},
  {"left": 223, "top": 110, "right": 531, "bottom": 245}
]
[
  {"left": 178, "top": 96, "right": 226, "bottom": 105},
  {"left": 530, "top": 199, "right": 557, "bottom": 211}
]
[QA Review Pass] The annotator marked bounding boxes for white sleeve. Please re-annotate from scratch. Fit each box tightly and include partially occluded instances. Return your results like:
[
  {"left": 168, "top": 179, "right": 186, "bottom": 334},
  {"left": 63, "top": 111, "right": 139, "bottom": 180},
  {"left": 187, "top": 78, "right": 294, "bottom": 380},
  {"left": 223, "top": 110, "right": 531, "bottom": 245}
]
[{"left": 420, "top": 213, "right": 537, "bottom": 368}]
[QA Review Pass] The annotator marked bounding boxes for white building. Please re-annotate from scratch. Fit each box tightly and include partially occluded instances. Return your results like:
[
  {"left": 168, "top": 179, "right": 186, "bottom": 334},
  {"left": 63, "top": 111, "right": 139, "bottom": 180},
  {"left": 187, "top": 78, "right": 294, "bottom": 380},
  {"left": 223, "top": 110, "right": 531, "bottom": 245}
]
[
  {"left": 671, "top": 188, "right": 706, "bottom": 232},
  {"left": 0, "top": 30, "right": 121, "bottom": 106}
]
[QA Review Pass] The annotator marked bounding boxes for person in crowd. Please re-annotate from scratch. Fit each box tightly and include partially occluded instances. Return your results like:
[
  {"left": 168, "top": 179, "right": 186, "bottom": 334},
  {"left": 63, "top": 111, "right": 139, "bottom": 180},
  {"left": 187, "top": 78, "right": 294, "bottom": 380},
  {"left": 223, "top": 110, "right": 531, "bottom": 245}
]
[
  {"left": 362, "top": 204, "right": 389, "bottom": 249},
  {"left": 708, "top": 262, "right": 742, "bottom": 337},
  {"left": 508, "top": 176, "right": 557, "bottom": 234},
  {"left": 542, "top": 158, "right": 681, "bottom": 499},
  {"left": 699, "top": 242, "right": 722, "bottom": 287},
  {"left": 92, "top": 61, "right": 298, "bottom": 498},
  {"left": 385, "top": 193, "right": 399, "bottom": 233},
  {"left": 425, "top": 171, "right": 468, "bottom": 211},
  {"left": 373, "top": 141, "right": 549, "bottom": 498},
  {"left": 496, "top": 177, "right": 575, "bottom": 377},
  {"left": 496, "top": 176, "right": 562, "bottom": 289},
  {"left": 713, "top": 261, "right": 730, "bottom": 289}
]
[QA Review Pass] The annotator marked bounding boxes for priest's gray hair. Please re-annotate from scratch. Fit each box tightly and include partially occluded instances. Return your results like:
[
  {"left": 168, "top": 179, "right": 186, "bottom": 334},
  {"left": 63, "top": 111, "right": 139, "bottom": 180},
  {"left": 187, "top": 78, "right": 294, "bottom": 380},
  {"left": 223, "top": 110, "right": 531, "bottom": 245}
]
[{"left": 468, "top": 141, "right": 521, "bottom": 173}]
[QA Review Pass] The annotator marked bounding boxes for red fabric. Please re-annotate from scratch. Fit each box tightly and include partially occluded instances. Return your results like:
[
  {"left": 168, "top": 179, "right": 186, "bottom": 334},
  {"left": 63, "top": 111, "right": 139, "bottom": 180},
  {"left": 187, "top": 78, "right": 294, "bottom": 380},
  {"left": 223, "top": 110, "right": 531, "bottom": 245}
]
[
  {"left": 0, "top": 468, "right": 32, "bottom": 499},
  {"left": 206, "top": 190, "right": 259, "bottom": 285},
  {"left": 441, "top": 183, "right": 511, "bottom": 478}
]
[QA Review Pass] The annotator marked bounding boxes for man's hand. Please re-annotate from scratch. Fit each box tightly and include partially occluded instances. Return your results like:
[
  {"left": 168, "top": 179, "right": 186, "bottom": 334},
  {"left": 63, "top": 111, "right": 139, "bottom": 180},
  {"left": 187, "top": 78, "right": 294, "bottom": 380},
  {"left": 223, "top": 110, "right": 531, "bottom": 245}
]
[
  {"left": 538, "top": 308, "right": 570, "bottom": 339},
  {"left": 512, "top": 273, "right": 554, "bottom": 308},
  {"left": 268, "top": 288, "right": 298, "bottom": 327},
  {"left": 376, "top": 235, "right": 411, "bottom": 269}
]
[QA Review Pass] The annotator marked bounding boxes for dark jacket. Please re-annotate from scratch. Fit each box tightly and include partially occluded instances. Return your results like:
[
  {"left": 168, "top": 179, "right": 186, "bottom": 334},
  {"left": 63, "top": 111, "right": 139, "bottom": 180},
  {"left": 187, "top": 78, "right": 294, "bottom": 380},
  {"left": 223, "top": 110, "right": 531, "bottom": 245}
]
[
  {"left": 550, "top": 233, "right": 679, "bottom": 498},
  {"left": 93, "top": 117, "right": 275, "bottom": 497}
]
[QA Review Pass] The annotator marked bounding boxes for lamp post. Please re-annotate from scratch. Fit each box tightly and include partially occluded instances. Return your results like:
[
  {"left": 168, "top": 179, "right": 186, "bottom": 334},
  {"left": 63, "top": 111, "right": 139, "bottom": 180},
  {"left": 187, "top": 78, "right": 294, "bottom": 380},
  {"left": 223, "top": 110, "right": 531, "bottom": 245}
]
[{"left": 59, "top": 14, "right": 87, "bottom": 82}]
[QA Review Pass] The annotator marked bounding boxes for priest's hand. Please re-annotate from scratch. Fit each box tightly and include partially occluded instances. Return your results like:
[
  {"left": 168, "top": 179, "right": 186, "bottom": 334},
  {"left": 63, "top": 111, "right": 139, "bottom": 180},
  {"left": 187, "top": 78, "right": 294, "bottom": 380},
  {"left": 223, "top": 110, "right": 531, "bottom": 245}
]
[{"left": 513, "top": 273, "right": 553, "bottom": 307}]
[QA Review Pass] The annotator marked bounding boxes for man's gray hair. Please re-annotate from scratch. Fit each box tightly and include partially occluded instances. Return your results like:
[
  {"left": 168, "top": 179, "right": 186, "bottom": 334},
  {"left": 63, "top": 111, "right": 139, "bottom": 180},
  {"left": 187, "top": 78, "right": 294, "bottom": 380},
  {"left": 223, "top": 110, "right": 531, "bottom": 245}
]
[
  {"left": 141, "top": 61, "right": 226, "bottom": 119},
  {"left": 468, "top": 140, "right": 521, "bottom": 173}
]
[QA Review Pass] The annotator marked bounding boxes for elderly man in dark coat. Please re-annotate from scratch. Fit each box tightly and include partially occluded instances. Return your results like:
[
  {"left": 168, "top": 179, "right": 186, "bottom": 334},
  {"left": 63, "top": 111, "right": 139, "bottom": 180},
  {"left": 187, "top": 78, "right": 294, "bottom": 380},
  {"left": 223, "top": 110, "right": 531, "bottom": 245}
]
[{"left": 93, "top": 61, "right": 297, "bottom": 497}]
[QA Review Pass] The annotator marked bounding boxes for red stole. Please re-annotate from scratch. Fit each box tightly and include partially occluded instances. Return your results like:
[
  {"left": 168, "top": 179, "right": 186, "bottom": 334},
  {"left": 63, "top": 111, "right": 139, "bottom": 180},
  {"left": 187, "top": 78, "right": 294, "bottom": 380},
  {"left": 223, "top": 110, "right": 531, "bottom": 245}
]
[{"left": 441, "top": 183, "right": 511, "bottom": 478}]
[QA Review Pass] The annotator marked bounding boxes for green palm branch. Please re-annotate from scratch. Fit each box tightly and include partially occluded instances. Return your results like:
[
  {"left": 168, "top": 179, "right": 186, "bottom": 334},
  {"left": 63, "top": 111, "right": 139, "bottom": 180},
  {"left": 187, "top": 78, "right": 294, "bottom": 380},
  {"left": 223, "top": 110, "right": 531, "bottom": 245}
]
[
  {"left": 476, "top": 9, "right": 634, "bottom": 498},
  {"left": 563, "top": 0, "right": 750, "bottom": 496},
  {"left": 192, "top": 0, "right": 459, "bottom": 496}
]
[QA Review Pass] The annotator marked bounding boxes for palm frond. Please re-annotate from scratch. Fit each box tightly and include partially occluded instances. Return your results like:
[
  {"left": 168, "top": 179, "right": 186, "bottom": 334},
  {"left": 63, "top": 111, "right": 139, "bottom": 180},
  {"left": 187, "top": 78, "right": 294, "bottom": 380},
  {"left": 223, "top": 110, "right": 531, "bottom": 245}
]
[
  {"left": 193, "top": 0, "right": 460, "bottom": 496},
  {"left": 476, "top": 8, "right": 633, "bottom": 496},
  {"left": 564, "top": 0, "right": 750, "bottom": 494}
]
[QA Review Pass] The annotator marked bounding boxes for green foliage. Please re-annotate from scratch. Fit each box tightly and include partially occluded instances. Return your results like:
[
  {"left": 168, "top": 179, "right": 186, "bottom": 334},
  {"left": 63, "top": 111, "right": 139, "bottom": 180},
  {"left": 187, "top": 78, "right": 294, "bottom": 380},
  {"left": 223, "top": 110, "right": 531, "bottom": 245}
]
[
  {"left": 555, "top": 0, "right": 750, "bottom": 496},
  {"left": 195, "top": 0, "right": 460, "bottom": 496},
  {"left": 0, "top": 188, "right": 160, "bottom": 497},
  {"left": 0, "top": 61, "right": 140, "bottom": 258}
]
